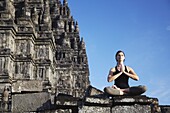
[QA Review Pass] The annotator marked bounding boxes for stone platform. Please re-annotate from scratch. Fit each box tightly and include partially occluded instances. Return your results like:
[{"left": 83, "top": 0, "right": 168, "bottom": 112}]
[
  {"left": 4, "top": 85, "right": 169, "bottom": 113},
  {"left": 54, "top": 94, "right": 159, "bottom": 113},
  {"left": 52, "top": 86, "right": 162, "bottom": 113}
]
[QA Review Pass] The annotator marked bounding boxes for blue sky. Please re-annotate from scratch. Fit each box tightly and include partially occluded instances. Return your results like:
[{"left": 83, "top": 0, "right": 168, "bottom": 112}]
[{"left": 66, "top": 0, "right": 170, "bottom": 105}]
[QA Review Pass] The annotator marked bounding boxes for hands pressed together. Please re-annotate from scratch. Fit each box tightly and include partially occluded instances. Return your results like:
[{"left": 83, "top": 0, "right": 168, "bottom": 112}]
[{"left": 117, "top": 64, "right": 125, "bottom": 73}]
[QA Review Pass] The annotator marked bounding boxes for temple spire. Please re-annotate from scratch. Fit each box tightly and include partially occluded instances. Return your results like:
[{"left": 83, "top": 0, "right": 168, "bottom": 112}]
[
  {"left": 63, "top": 0, "right": 68, "bottom": 6},
  {"left": 75, "top": 21, "right": 79, "bottom": 33}
]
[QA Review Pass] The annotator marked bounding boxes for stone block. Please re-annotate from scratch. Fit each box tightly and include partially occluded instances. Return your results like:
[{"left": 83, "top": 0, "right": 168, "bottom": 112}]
[
  {"left": 79, "top": 106, "right": 110, "bottom": 113},
  {"left": 112, "top": 95, "right": 153, "bottom": 105},
  {"left": 85, "top": 85, "right": 104, "bottom": 96},
  {"left": 80, "top": 95, "right": 159, "bottom": 113},
  {"left": 112, "top": 104, "right": 151, "bottom": 113},
  {"left": 12, "top": 92, "right": 50, "bottom": 112},
  {"left": 160, "top": 105, "right": 170, "bottom": 113},
  {"left": 56, "top": 94, "right": 80, "bottom": 106},
  {"left": 84, "top": 97, "right": 111, "bottom": 106},
  {"left": 12, "top": 80, "right": 43, "bottom": 92}
]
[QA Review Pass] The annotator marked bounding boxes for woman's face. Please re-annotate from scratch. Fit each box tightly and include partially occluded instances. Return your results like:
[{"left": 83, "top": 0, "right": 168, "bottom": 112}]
[{"left": 116, "top": 52, "right": 125, "bottom": 62}]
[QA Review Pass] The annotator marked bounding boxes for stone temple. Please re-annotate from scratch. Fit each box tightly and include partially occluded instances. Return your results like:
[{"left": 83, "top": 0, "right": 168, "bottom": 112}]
[{"left": 0, "top": 0, "right": 169, "bottom": 113}]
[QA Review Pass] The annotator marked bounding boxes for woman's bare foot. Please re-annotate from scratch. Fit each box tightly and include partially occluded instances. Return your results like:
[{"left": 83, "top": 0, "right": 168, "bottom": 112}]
[{"left": 112, "top": 85, "right": 120, "bottom": 90}]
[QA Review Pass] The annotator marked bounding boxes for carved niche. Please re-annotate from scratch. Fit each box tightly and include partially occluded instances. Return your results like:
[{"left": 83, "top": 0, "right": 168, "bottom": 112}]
[
  {"left": 15, "top": 62, "right": 30, "bottom": 79},
  {"left": 0, "top": 33, "right": 7, "bottom": 49}
]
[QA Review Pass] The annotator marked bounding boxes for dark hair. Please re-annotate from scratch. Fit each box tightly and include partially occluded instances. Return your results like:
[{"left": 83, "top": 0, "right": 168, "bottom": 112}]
[{"left": 115, "top": 50, "right": 125, "bottom": 61}]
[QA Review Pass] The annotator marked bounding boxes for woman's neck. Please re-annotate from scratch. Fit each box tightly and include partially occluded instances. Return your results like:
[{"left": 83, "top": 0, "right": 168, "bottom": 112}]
[{"left": 117, "top": 62, "right": 124, "bottom": 66}]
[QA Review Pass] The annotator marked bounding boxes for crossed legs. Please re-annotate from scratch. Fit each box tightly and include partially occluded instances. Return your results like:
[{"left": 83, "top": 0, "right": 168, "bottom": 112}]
[{"left": 104, "top": 85, "right": 147, "bottom": 96}]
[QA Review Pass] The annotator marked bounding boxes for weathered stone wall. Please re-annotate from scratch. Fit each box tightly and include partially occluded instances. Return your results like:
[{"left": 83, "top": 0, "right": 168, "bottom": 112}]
[
  {"left": 112, "top": 105, "right": 151, "bottom": 113},
  {"left": 160, "top": 105, "right": 170, "bottom": 113},
  {"left": 80, "top": 106, "right": 110, "bottom": 113},
  {"left": 54, "top": 94, "right": 159, "bottom": 113},
  {"left": 12, "top": 92, "right": 50, "bottom": 112},
  {"left": 0, "top": 85, "right": 166, "bottom": 113}
]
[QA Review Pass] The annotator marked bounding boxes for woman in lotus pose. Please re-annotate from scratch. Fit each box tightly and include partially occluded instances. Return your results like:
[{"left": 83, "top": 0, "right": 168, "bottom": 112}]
[{"left": 104, "top": 50, "right": 147, "bottom": 96}]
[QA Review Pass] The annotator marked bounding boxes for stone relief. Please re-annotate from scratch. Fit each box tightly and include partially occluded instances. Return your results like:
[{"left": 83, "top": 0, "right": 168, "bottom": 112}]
[
  {"left": 62, "top": 34, "right": 70, "bottom": 47},
  {"left": 57, "top": 20, "right": 65, "bottom": 29},
  {"left": 70, "top": 21, "right": 75, "bottom": 32},
  {"left": 37, "top": 67, "right": 46, "bottom": 80},
  {"left": 15, "top": 62, "right": 30, "bottom": 79},
  {"left": 0, "top": 57, "right": 6, "bottom": 73},
  {"left": 75, "top": 21, "right": 79, "bottom": 32},
  {"left": 38, "top": 46, "right": 48, "bottom": 59},
  {"left": 0, "top": 34, "right": 7, "bottom": 49},
  {"left": 2, "top": 86, "right": 10, "bottom": 111},
  {"left": 56, "top": 69, "right": 72, "bottom": 89},
  {"left": 31, "top": 7, "right": 39, "bottom": 25},
  {"left": 6, "top": 0, "right": 15, "bottom": 18},
  {"left": 42, "top": 0, "right": 51, "bottom": 25},
  {"left": 20, "top": 43, "right": 26, "bottom": 54},
  {"left": 52, "top": 3, "right": 59, "bottom": 15}
]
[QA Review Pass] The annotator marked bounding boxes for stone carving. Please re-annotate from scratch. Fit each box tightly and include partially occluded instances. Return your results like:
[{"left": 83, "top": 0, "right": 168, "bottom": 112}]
[
  {"left": 75, "top": 21, "right": 79, "bottom": 32},
  {"left": 8, "top": 0, "right": 15, "bottom": 18},
  {"left": 42, "top": 0, "right": 51, "bottom": 26},
  {"left": 0, "top": 34, "right": 7, "bottom": 49},
  {"left": 31, "top": 7, "right": 39, "bottom": 25},
  {"left": 37, "top": 67, "right": 45, "bottom": 80},
  {"left": 14, "top": 62, "right": 30, "bottom": 79},
  {"left": 20, "top": 43, "right": 26, "bottom": 54},
  {"left": 60, "top": 6, "right": 63, "bottom": 15},
  {"left": 80, "top": 37, "right": 86, "bottom": 50},
  {"left": 71, "top": 37, "right": 78, "bottom": 50},
  {"left": 62, "top": 33, "right": 70, "bottom": 47},
  {"left": 2, "top": 86, "right": 10, "bottom": 111},
  {"left": 21, "top": 5, "right": 30, "bottom": 17},
  {"left": 70, "top": 20, "right": 75, "bottom": 32},
  {"left": 0, "top": 57, "right": 5, "bottom": 73},
  {"left": 65, "top": 21, "right": 69, "bottom": 32},
  {"left": 52, "top": 3, "right": 59, "bottom": 15},
  {"left": 38, "top": 46, "right": 47, "bottom": 59},
  {"left": 57, "top": 20, "right": 65, "bottom": 29}
]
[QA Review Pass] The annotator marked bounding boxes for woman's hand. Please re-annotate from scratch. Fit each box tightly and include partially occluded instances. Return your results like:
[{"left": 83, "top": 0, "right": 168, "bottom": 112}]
[
  {"left": 120, "top": 65, "right": 125, "bottom": 73},
  {"left": 117, "top": 64, "right": 125, "bottom": 72}
]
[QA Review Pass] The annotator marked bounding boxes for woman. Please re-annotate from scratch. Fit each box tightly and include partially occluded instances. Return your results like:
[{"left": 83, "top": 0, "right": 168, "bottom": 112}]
[{"left": 104, "top": 50, "right": 147, "bottom": 96}]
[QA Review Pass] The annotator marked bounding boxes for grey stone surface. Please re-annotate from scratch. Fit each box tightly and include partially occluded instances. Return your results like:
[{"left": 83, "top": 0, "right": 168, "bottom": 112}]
[
  {"left": 112, "top": 105, "right": 151, "bottom": 113},
  {"left": 85, "top": 97, "right": 111, "bottom": 105},
  {"left": 112, "top": 95, "right": 154, "bottom": 104},
  {"left": 160, "top": 105, "right": 170, "bottom": 113},
  {"left": 55, "top": 93, "right": 161, "bottom": 113},
  {"left": 79, "top": 106, "right": 110, "bottom": 113},
  {"left": 12, "top": 80, "right": 43, "bottom": 92},
  {"left": 12, "top": 92, "right": 50, "bottom": 112},
  {"left": 56, "top": 94, "right": 80, "bottom": 106}
]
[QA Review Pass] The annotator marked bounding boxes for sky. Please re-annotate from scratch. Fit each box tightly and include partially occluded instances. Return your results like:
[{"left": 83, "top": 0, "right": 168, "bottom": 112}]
[{"left": 65, "top": 0, "right": 170, "bottom": 105}]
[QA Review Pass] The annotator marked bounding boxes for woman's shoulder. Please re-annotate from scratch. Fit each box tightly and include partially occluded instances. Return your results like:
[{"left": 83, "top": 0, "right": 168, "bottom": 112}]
[{"left": 110, "top": 67, "right": 116, "bottom": 71}]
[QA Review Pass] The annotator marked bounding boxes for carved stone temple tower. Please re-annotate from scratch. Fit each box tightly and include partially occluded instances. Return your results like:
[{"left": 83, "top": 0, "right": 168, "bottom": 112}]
[{"left": 0, "top": 0, "right": 90, "bottom": 112}]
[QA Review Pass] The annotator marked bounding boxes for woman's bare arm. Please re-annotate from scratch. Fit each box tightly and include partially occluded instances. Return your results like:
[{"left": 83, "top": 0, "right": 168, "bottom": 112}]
[{"left": 123, "top": 66, "right": 139, "bottom": 81}]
